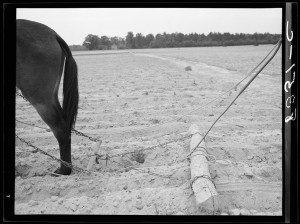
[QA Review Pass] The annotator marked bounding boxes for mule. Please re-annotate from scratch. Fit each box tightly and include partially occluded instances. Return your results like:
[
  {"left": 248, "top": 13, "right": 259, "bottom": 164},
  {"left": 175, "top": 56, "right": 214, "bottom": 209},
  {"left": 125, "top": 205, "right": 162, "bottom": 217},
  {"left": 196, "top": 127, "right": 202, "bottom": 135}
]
[{"left": 16, "top": 19, "right": 79, "bottom": 175}]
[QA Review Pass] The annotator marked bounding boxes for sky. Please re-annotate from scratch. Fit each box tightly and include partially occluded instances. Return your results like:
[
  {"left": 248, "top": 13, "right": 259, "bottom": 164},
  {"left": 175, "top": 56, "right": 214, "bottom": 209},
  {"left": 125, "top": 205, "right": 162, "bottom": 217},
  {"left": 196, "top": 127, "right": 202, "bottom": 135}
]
[{"left": 17, "top": 8, "right": 282, "bottom": 45}]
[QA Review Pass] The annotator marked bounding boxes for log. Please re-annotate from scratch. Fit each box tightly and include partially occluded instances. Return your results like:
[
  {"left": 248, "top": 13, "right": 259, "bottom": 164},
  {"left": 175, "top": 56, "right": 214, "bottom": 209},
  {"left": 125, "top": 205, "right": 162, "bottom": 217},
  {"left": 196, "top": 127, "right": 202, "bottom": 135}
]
[{"left": 188, "top": 124, "right": 218, "bottom": 212}]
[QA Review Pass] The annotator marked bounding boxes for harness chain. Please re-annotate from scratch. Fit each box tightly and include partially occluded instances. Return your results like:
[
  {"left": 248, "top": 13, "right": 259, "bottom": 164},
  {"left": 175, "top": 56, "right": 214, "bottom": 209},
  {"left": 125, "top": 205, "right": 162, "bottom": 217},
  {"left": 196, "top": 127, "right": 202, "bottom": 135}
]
[
  {"left": 15, "top": 134, "right": 90, "bottom": 173},
  {"left": 16, "top": 91, "right": 100, "bottom": 142}
]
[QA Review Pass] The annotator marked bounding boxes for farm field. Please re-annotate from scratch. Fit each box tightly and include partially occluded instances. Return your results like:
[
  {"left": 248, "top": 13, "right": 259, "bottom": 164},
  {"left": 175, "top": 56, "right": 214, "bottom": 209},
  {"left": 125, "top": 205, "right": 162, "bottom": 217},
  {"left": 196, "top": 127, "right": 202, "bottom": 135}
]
[{"left": 15, "top": 44, "right": 282, "bottom": 215}]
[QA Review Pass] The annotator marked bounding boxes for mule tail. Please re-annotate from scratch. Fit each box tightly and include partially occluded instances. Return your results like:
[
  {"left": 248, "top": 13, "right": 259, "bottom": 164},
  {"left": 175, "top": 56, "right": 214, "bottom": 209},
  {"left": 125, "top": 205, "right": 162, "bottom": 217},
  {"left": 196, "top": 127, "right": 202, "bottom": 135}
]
[{"left": 56, "top": 35, "right": 79, "bottom": 133}]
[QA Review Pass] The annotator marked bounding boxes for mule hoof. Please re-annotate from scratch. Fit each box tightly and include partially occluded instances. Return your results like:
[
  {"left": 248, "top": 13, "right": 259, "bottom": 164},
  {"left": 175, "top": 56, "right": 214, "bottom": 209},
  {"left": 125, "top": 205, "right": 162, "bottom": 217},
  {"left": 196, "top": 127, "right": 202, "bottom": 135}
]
[{"left": 54, "top": 167, "right": 72, "bottom": 175}]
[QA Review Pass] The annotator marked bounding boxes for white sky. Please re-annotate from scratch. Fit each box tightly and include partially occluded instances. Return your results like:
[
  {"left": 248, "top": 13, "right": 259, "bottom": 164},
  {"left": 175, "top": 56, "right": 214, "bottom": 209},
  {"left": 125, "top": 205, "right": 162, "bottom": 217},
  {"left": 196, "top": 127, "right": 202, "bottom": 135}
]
[{"left": 17, "top": 8, "right": 282, "bottom": 45}]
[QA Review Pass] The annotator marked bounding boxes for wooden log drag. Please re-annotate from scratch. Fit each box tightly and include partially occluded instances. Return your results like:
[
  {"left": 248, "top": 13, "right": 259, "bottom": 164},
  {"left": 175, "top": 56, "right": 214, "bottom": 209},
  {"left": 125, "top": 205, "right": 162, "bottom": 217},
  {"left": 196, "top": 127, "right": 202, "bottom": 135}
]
[{"left": 188, "top": 123, "right": 218, "bottom": 212}]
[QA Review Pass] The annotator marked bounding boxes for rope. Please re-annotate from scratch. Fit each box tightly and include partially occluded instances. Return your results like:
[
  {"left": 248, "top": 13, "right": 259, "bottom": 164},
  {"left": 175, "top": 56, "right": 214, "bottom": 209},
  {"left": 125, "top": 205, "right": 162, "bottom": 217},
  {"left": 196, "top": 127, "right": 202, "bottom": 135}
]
[
  {"left": 190, "top": 174, "right": 215, "bottom": 187},
  {"left": 186, "top": 38, "right": 282, "bottom": 158},
  {"left": 188, "top": 149, "right": 212, "bottom": 162},
  {"left": 165, "top": 39, "right": 282, "bottom": 167}
]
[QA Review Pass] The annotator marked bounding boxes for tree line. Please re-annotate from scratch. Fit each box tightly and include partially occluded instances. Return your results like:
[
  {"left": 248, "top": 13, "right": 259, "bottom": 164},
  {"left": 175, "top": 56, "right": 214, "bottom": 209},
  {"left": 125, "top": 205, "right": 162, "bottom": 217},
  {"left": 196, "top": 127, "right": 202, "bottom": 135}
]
[{"left": 70, "top": 31, "right": 281, "bottom": 51}]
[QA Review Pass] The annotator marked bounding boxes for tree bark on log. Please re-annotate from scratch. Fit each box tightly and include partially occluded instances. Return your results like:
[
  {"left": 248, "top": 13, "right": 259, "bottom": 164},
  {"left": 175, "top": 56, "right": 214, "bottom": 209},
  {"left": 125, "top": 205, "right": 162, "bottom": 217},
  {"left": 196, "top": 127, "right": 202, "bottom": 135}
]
[{"left": 188, "top": 124, "right": 218, "bottom": 212}]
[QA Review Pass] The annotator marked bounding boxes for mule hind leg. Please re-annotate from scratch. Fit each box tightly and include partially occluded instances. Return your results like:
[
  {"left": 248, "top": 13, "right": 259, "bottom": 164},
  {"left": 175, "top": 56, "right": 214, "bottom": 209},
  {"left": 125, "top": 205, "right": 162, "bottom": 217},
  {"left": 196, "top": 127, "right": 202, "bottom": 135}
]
[
  {"left": 17, "top": 50, "right": 73, "bottom": 175},
  {"left": 32, "top": 53, "right": 73, "bottom": 175},
  {"left": 32, "top": 100, "right": 72, "bottom": 175}
]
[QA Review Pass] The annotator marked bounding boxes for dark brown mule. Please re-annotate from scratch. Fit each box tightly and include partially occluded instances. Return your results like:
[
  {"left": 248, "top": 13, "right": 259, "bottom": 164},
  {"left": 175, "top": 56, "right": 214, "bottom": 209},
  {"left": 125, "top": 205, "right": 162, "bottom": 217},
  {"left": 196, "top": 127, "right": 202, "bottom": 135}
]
[{"left": 16, "top": 19, "right": 79, "bottom": 175}]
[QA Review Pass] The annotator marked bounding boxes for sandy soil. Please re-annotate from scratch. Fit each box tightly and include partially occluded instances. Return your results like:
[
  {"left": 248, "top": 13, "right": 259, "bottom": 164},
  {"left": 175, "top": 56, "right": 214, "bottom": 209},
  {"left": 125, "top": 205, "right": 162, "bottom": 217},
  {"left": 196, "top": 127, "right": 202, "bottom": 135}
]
[{"left": 15, "top": 45, "right": 282, "bottom": 215}]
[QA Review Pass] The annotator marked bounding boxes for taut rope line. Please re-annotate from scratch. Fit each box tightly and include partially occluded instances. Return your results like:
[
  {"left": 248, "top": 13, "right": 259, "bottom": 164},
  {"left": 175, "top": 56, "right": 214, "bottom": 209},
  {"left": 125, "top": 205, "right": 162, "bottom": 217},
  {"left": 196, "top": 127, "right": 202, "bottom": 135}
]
[{"left": 187, "top": 38, "right": 282, "bottom": 158}]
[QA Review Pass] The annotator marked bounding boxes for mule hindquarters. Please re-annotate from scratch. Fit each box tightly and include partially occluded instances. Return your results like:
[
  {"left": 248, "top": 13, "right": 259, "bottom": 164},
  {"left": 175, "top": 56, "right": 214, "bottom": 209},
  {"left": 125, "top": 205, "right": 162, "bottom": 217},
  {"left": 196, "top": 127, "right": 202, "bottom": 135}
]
[{"left": 17, "top": 20, "right": 73, "bottom": 175}]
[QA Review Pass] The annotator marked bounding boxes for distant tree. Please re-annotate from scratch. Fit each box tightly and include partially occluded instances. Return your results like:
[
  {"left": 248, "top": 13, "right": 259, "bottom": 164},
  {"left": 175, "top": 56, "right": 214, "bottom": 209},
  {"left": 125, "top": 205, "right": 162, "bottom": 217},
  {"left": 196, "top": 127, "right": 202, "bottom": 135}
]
[
  {"left": 83, "top": 34, "right": 101, "bottom": 50},
  {"left": 126, "top": 32, "right": 135, "bottom": 49},
  {"left": 110, "top": 36, "right": 119, "bottom": 45},
  {"left": 145, "top": 34, "right": 154, "bottom": 47},
  {"left": 174, "top": 32, "right": 185, "bottom": 44},
  {"left": 110, "top": 36, "right": 126, "bottom": 49},
  {"left": 134, "top": 33, "right": 145, "bottom": 49},
  {"left": 117, "top": 37, "right": 126, "bottom": 49},
  {"left": 98, "top": 35, "right": 111, "bottom": 50},
  {"left": 101, "top": 36, "right": 111, "bottom": 45}
]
